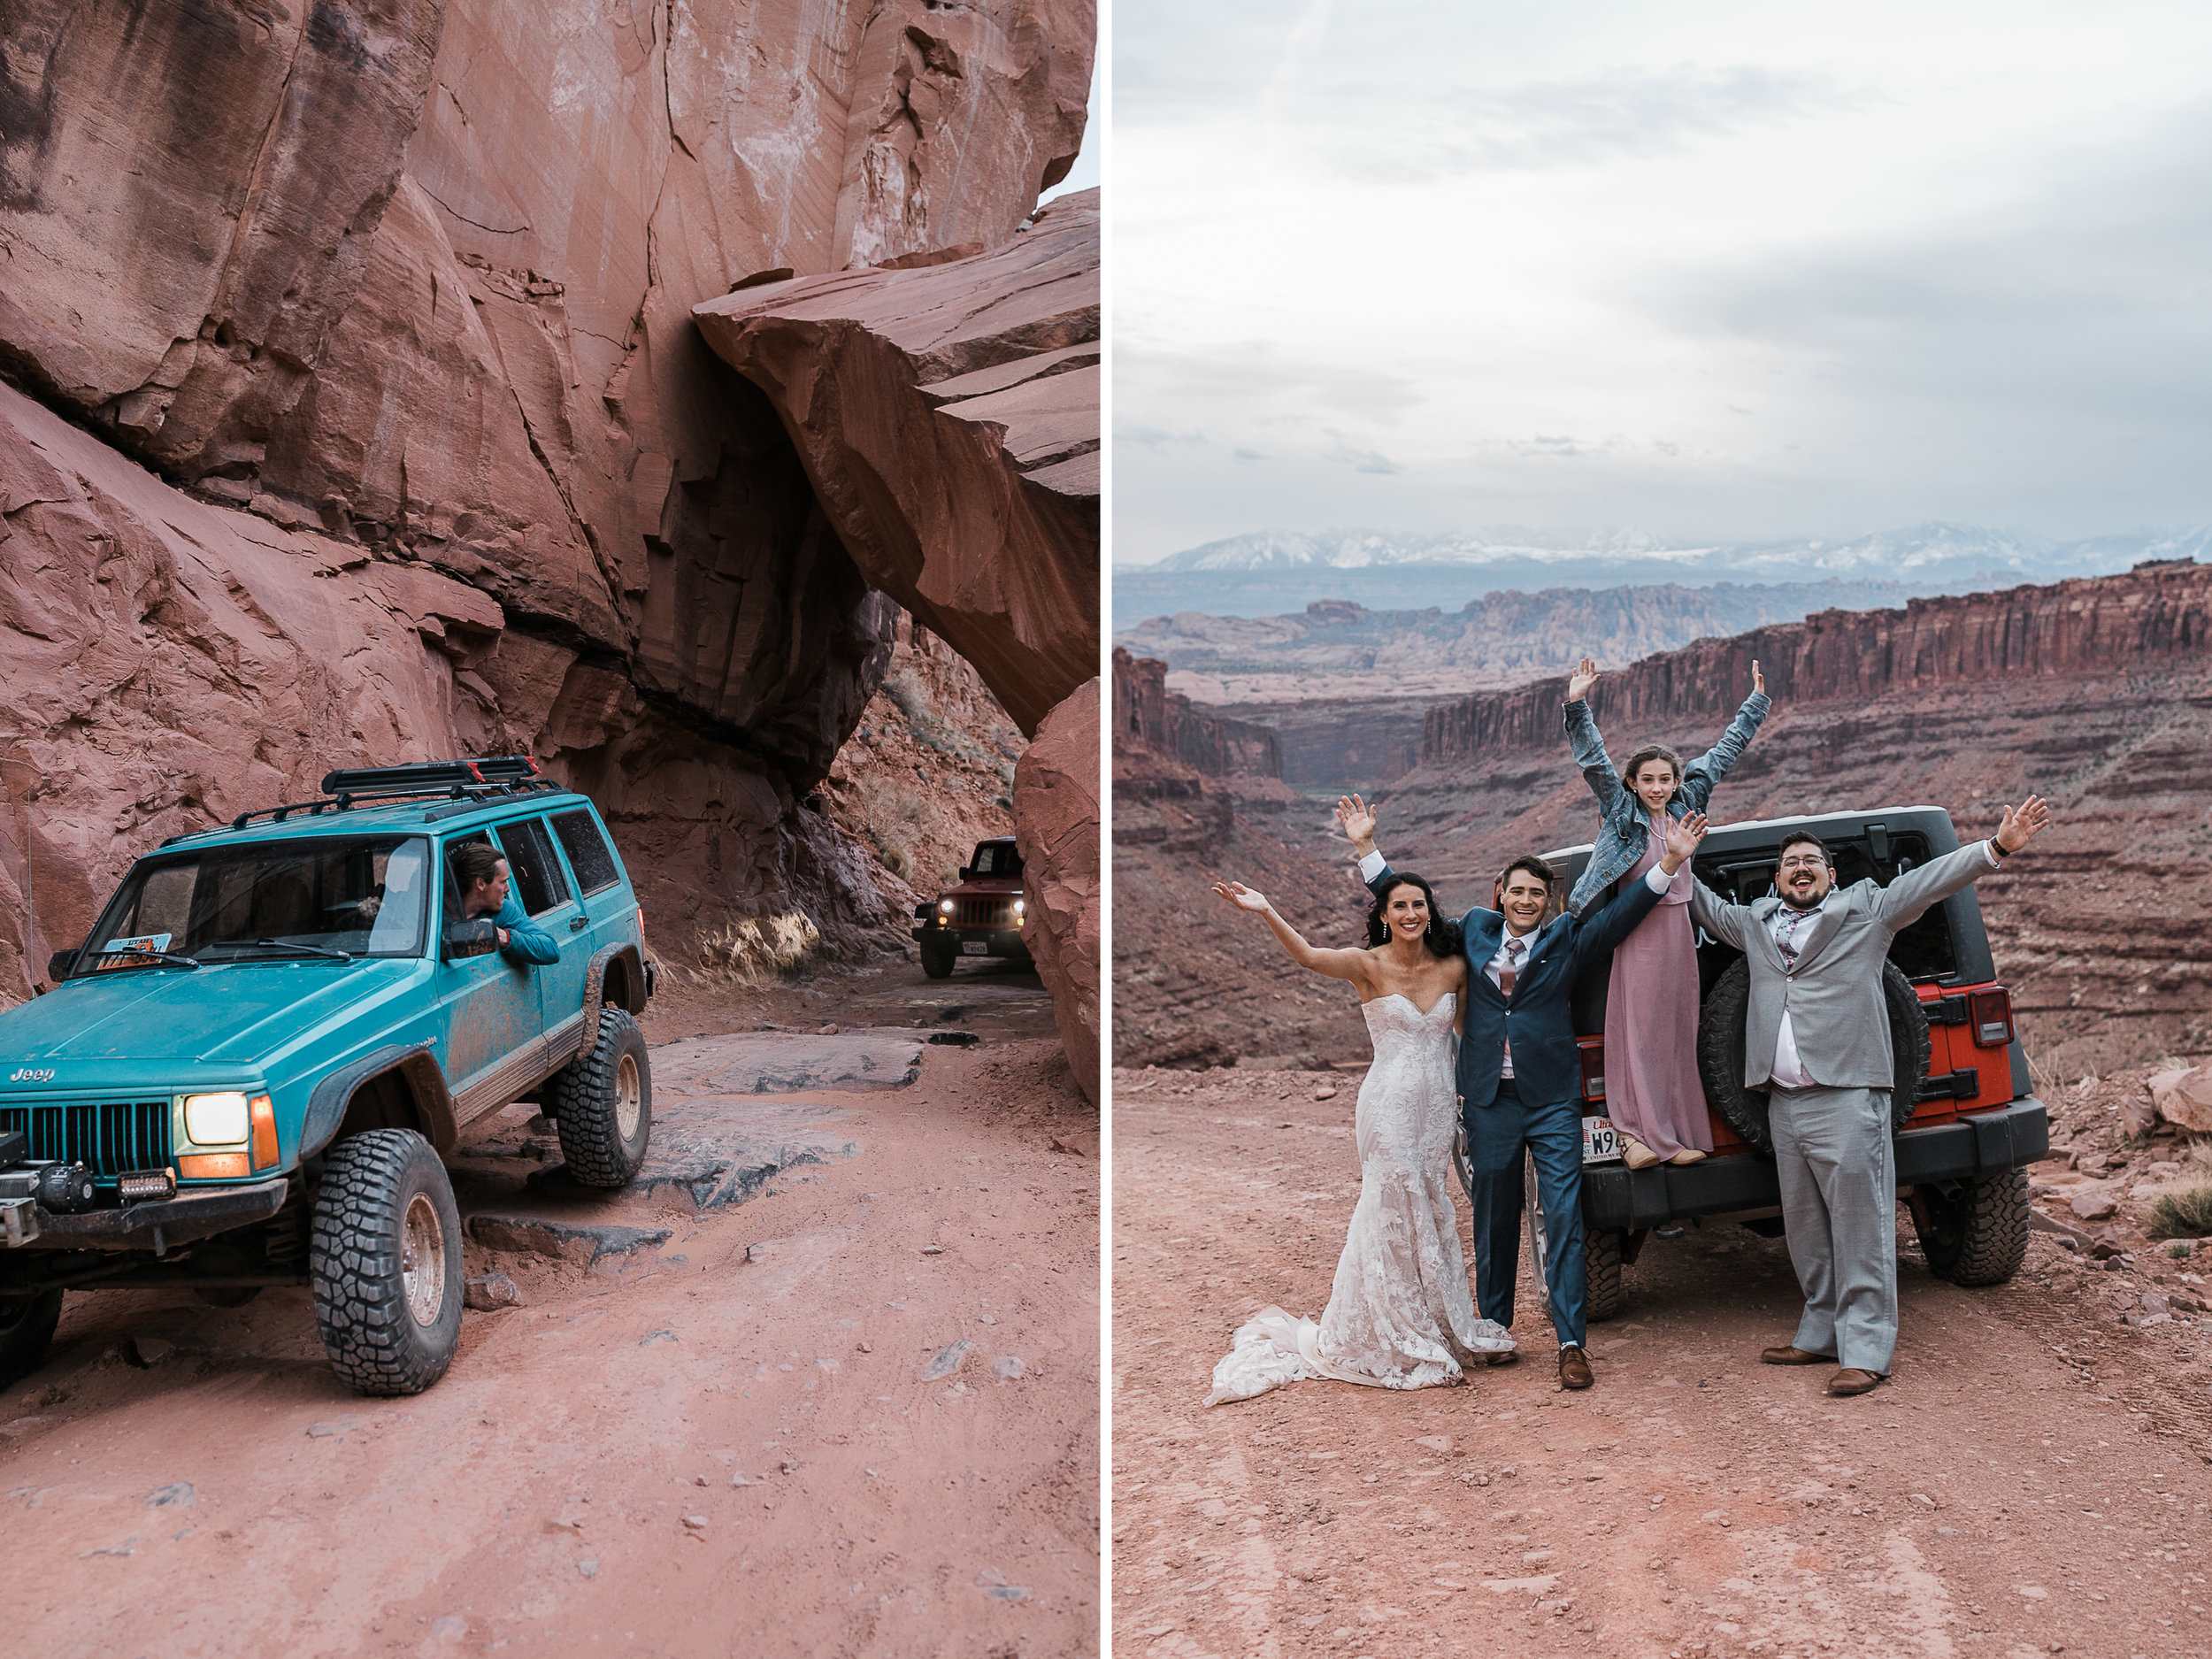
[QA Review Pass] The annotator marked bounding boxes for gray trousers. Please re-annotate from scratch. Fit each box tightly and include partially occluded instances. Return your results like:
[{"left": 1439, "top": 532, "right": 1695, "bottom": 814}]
[{"left": 1769, "top": 1084, "right": 1897, "bottom": 1374}]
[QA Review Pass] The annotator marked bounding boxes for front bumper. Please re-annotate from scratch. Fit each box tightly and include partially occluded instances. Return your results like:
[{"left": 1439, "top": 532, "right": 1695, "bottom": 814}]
[
  {"left": 1581, "top": 1097, "right": 2049, "bottom": 1232},
  {"left": 0, "top": 1176, "right": 289, "bottom": 1254},
  {"left": 910, "top": 926, "right": 1033, "bottom": 959}
]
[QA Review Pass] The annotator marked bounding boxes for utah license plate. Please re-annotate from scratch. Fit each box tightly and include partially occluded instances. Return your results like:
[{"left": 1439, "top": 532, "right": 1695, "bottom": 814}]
[
  {"left": 962, "top": 941, "right": 989, "bottom": 956},
  {"left": 1581, "top": 1117, "right": 1621, "bottom": 1164}
]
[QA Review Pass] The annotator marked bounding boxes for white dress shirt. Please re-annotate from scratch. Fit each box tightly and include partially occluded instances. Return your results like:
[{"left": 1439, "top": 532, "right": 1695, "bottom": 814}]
[{"left": 1356, "top": 853, "right": 1674, "bottom": 1080}]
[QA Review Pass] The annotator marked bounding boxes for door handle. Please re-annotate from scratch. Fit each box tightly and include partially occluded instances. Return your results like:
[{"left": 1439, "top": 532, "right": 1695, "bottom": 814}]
[{"left": 569, "top": 917, "right": 588, "bottom": 932}]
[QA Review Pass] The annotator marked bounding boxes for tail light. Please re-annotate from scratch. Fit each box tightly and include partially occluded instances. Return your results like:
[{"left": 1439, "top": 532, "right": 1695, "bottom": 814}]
[
  {"left": 250, "top": 1094, "right": 280, "bottom": 1169},
  {"left": 1967, "top": 988, "right": 2014, "bottom": 1048},
  {"left": 1578, "top": 1043, "right": 1606, "bottom": 1102}
]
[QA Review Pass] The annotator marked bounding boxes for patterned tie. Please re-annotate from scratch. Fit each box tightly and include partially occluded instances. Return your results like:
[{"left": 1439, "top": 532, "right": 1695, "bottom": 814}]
[
  {"left": 1500, "top": 935, "right": 1525, "bottom": 996},
  {"left": 1774, "top": 906, "right": 1815, "bottom": 969}
]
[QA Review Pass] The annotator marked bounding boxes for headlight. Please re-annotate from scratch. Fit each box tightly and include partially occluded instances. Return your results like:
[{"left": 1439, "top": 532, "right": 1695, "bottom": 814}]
[
  {"left": 183, "top": 1091, "right": 251, "bottom": 1145},
  {"left": 938, "top": 899, "right": 954, "bottom": 914},
  {"left": 1013, "top": 899, "right": 1025, "bottom": 916}
]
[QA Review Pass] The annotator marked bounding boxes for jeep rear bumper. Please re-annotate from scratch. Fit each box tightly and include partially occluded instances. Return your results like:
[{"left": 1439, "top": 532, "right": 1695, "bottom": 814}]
[
  {"left": 1582, "top": 1097, "right": 2048, "bottom": 1232},
  {"left": 1, "top": 1177, "right": 289, "bottom": 1254}
]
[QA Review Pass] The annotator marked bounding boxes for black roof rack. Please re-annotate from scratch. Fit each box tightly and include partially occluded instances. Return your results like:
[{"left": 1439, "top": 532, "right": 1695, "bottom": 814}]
[{"left": 156, "top": 758, "right": 565, "bottom": 845}]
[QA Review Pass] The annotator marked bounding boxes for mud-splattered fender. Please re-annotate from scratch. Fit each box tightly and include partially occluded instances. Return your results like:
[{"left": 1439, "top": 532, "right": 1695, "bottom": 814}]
[
  {"left": 301, "top": 1042, "right": 460, "bottom": 1158},
  {"left": 581, "top": 943, "right": 647, "bottom": 1051}
]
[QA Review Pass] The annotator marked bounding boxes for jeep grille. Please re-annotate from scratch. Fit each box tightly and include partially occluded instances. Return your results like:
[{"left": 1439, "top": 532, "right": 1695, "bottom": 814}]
[
  {"left": 0, "top": 1100, "right": 172, "bottom": 1180},
  {"left": 952, "top": 898, "right": 1012, "bottom": 928}
]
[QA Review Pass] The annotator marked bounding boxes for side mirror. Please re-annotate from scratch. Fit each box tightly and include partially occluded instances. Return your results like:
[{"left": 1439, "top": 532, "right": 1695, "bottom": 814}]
[
  {"left": 957, "top": 866, "right": 972, "bottom": 882},
  {"left": 47, "top": 947, "right": 80, "bottom": 981},
  {"left": 442, "top": 918, "right": 501, "bottom": 960}
]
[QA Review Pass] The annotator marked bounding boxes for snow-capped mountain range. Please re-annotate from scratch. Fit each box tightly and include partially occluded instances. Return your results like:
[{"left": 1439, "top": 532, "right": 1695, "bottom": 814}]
[{"left": 1112, "top": 522, "right": 2212, "bottom": 624}]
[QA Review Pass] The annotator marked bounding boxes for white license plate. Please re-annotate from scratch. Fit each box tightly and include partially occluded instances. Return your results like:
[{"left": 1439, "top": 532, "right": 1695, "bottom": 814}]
[
  {"left": 1581, "top": 1117, "right": 1621, "bottom": 1164},
  {"left": 961, "top": 941, "right": 989, "bottom": 956}
]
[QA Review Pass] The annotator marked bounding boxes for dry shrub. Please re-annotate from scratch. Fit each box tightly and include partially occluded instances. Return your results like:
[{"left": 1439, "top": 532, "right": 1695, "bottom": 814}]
[
  {"left": 879, "top": 845, "right": 912, "bottom": 879},
  {"left": 2147, "top": 1183, "right": 2212, "bottom": 1240},
  {"left": 692, "top": 911, "right": 821, "bottom": 986}
]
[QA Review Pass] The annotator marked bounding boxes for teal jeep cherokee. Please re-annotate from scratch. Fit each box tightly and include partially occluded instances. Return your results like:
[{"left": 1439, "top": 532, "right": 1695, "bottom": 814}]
[{"left": 0, "top": 757, "right": 655, "bottom": 1396}]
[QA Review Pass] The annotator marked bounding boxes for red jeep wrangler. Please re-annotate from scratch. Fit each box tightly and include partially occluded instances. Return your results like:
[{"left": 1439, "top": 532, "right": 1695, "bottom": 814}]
[{"left": 911, "top": 837, "right": 1033, "bottom": 979}]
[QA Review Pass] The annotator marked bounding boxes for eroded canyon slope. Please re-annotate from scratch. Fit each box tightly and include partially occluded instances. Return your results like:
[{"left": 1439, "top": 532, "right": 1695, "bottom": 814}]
[
  {"left": 0, "top": 2, "right": 1096, "bottom": 1055},
  {"left": 1378, "top": 561, "right": 2212, "bottom": 1077}
]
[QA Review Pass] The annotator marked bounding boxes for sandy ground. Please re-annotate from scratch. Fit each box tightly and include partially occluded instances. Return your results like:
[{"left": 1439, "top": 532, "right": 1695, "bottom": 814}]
[
  {"left": 1112, "top": 1066, "right": 2212, "bottom": 1659},
  {"left": 0, "top": 957, "right": 1099, "bottom": 1657}
]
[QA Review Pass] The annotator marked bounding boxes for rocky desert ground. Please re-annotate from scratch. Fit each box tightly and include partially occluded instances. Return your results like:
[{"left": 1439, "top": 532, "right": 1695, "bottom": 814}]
[
  {"left": 1113, "top": 1064, "right": 2212, "bottom": 1659},
  {"left": 0, "top": 956, "right": 1098, "bottom": 1657}
]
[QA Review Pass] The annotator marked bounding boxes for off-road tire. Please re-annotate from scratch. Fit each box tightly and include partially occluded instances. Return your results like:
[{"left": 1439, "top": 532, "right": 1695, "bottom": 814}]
[
  {"left": 548, "top": 1008, "right": 651, "bottom": 1187},
  {"left": 309, "top": 1130, "right": 463, "bottom": 1396},
  {"left": 1914, "top": 1168, "right": 2031, "bottom": 1286},
  {"left": 1697, "top": 957, "right": 1929, "bottom": 1152},
  {"left": 0, "top": 1289, "right": 62, "bottom": 1389},
  {"left": 1585, "top": 1226, "right": 1626, "bottom": 1322},
  {"left": 920, "top": 940, "right": 956, "bottom": 979}
]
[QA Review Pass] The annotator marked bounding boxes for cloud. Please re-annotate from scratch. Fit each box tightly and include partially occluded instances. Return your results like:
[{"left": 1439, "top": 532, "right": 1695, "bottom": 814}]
[{"left": 1324, "top": 431, "right": 1402, "bottom": 473}]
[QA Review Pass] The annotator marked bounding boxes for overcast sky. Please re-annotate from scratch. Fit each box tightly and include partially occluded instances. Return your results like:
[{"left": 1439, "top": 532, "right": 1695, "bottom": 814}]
[{"left": 1113, "top": 2, "right": 2212, "bottom": 564}]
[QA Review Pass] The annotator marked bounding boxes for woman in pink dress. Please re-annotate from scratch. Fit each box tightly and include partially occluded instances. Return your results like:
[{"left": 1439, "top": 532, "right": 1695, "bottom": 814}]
[{"left": 1563, "top": 656, "right": 1771, "bottom": 1168}]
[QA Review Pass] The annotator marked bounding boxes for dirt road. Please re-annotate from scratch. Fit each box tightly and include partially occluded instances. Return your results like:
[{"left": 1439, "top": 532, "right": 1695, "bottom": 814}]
[
  {"left": 1113, "top": 1066, "right": 2212, "bottom": 1659},
  {"left": 0, "top": 960, "right": 1098, "bottom": 1657}
]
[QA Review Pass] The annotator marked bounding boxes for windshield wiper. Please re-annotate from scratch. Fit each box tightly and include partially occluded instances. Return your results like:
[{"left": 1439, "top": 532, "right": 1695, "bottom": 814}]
[
  {"left": 81, "top": 949, "right": 203, "bottom": 972},
  {"left": 246, "top": 938, "right": 354, "bottom": 961}
]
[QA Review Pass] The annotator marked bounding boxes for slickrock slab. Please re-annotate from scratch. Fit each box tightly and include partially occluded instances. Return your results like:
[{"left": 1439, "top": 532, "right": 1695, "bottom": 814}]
[{"left": 658, "top": 1031, "right": 926, "bottom": 1096}]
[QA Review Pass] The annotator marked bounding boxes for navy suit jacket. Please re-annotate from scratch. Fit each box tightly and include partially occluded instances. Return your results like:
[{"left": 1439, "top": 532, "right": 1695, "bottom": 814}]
[{"left": 1365, "top": 863, "right": 1663, "bottom": 1111}]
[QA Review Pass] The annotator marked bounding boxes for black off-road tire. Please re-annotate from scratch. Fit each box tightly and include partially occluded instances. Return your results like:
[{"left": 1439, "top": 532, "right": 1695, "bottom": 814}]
[
  {"left": 1585, "top": 1227, "right": 1627, "bottom": 1322},
  {"left": 1915, "top": 1168, "right": 2031, "bottom": 1286},
  {"left": 309, "top": 1130, "right": 463, "bottom": 1397},
  {"left": 920, "top": 940, "right": 956, "bottom": 979},
  {"left": 0, "top": 1289, "right": 62, "bottom": 1389},
  {"left": 1696, "top": 957, "right": 1930, "bottom": 1152},
  {"left": 548, "top": 1008, "right": 652, "bottom": 1188}
]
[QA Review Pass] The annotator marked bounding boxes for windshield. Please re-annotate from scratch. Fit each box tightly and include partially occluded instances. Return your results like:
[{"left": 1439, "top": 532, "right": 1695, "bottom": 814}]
[
  {"left": 79, "top": 836, "right": 433, "bottom": 971},
  {"left": 971, "top": 843, "right": 1024, "bottom": 879}
]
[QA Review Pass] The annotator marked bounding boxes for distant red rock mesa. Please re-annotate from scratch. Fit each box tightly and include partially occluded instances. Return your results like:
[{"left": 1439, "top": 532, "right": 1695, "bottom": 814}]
[{"left": 1112, "top": 649, "right": 1282, "bottom": 780}]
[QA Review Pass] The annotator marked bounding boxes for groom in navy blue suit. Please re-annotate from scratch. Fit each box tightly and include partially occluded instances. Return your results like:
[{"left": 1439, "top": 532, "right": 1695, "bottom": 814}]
[{"left": 1337, "top": 795, "right": 1703, "bottom": 1389}]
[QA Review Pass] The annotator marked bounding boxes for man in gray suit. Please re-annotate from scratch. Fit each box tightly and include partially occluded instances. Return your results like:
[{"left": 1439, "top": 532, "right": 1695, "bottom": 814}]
[{"left": 1688, "top": 795, "right": 2051, "bottom": 1397}]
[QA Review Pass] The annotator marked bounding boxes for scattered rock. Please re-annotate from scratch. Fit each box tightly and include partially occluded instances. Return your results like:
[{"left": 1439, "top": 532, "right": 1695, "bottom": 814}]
[
  {"left": 639, "top": 1330, "right": 678, "bottom": 1348},
  {"left": 144, "top": 1483, "right": 194, "bottom": 1509},
  {"left": 682, "top": 1515, "right": 709, "bottom": 1531},
  {"left": 992, "top": 1356, "right": 1025, "bottom": 1380},
  {"left": 577, "top": 1561, "right": 598, "bottom": 1579},
  {"left": 2149, "top": 1067, "right": 2212, "bottom": 1133},
  {"left": 921, "top": 1244, "right": 946, "bottom": 1256},
  {"left": 1315, "top": 1087, "right": 1339, "bottom": 1102},
  {"left": 464, "top": 1272, "right": 522, "bottom": 1311},
  {"left": 922, "top": 1340, "right": 975, "bottom": 1381},
  {"left": 466, "top": 1215, "right": 672, "bottom": 1267},
  {"left": 975, "top": 1566, "right": 1033, "bottom": 1601},
  {"left": 2071, "top": 1191, "right": 2120, "bottom": 1222},
  {"left": 124, "top": 1334, "right": 177, "bottom": 1368},
  {"left": 305, "top": 1417, "right": 362, "bottom": 1439}
]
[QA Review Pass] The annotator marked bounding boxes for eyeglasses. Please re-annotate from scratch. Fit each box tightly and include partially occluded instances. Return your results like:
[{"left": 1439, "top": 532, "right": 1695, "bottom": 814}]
[{"left": 1776, "top": 856, "right": 1828, "bottom": 872}]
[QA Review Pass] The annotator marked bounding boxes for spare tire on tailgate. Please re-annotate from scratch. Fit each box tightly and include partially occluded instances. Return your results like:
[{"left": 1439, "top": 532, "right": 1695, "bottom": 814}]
[{"left": 1696, "top": 957, "right": 1930, "bottom": 1152}]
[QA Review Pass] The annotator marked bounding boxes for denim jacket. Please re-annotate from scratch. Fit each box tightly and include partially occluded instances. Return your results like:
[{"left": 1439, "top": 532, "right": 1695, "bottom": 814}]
[{"left": 1563, "top": 689, "right": 1771, "bottom": 916}]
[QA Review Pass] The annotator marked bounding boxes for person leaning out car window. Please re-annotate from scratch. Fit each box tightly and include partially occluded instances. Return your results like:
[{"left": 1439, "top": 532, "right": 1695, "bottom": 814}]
[{"left": 448, "top": 841, "right": 560, "bottom": 964}]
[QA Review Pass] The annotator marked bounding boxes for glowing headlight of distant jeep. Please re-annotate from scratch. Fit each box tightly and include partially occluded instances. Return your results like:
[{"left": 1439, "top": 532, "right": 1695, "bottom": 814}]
[
  {"left": 1013, "top": 899, "right": 1025, "bottom": 916},
  {"left": 183, "top": 1091, "right": 251, "bottom": 1145},
  {"left": 938, "top": 899, "right": 955, "bottom": 914}
]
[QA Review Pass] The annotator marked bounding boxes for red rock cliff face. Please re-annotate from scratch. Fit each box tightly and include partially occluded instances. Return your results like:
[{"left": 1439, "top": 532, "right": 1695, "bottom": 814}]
[
  {"left": 0, "top": 0, "right": 1094, "bottom": 1003},
  {"left": 1112, "top": 649, "right": 1282, "bottom": 781},
  {"left": 1423, "top": 563, "right": 2212, "bottom": 763},
  {"left": 1380, "top": 562, "right": 2212, "bottom": 1077}
]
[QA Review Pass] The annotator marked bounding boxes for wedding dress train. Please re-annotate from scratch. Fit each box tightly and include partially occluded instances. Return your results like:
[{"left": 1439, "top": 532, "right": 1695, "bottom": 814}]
[{"left": 1205, "top": 992, "right": 1514, "bottom": 1405}]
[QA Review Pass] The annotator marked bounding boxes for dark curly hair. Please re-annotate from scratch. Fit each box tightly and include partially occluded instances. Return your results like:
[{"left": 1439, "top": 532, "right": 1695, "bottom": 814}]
[{"left": 1364, "top": 872, "right": 1463, "bottom": 958}]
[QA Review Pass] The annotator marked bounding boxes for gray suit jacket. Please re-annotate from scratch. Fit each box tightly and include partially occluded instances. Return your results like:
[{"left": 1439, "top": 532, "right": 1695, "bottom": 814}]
[{"left": 1688, "top": 841, "right": 1999, "bottom": 1090}]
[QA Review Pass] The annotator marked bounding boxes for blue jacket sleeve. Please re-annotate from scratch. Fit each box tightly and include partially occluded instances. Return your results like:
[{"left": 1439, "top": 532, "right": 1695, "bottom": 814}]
[
  {"left": 1569, "top": 872, "right": 1663, "bottom": 975},
  {"left": 1564, "top": 698, "right": 1629, "bottom": 821},
  {"left": 1678, "top": 690, "right": 1770, "bottom": 811},
  {"left": 496, "top": 893, "right": 562, "bottom": 964}
]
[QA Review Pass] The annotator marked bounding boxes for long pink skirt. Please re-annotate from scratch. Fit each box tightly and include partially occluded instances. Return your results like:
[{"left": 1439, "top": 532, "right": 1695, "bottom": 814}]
[{"left": 1602, "top": 880, "right": 1712, "bottom": 1158}]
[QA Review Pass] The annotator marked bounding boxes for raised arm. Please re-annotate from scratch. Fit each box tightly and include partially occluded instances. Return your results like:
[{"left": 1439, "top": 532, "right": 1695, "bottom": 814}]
[
  {"left": 1336, "top": 794, "right": 1396, "bottom": 897},
  {"left": 1563, "top": 657, "right": 1630, "bottom": 818},
  {"left": 1211, "top": 882, "right": 1372, "bottom": 985},
  {"left": 1676, "top": 661, "right": 1771, "bottom": 811},
  {"left": 1870, "top": 796, "right": 2051, "bottom": 933}
]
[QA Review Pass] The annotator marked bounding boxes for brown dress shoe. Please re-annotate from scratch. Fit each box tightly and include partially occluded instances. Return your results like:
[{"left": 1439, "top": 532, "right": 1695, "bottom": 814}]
[
  {"left": 1760, "top": 1345, "right": 1837, "bottom": 1365},
  {"left": 1483, "top": 1349, "right": 1519, "bottom": 1367},
  {"left": 1557, "top": 1346, "right": 1594, "bottom": 1390},
  {"left": 1827, "top": 1368, "right": 1883, "bottom": 1396}
]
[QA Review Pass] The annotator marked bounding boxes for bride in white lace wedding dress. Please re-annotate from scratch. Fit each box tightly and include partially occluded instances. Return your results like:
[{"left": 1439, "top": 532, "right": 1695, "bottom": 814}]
[{"left": 1202, "top": 874, "right": 1515, "bottom": 1405}]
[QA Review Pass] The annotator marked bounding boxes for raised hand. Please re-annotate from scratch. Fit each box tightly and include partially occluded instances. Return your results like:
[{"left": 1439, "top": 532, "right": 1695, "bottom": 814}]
[
  {"left": 1566, "top": 656, "right": 1599, "bottom": 703},
  {"left": 1994, "top": 795, "right": 2051, "bottom": 855},
  {"left": 1334, "top": 793, "right": 1378, "bottom": 853},
  {"left": 1210, "top": 880, "right": 1271, "bottom": 915},
  {"left": 1659, "top": 810, "right": 1708, "bottom": 872},
  {"left": 1751, "top": 658, "right": 1765, "bottom": 696}
]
